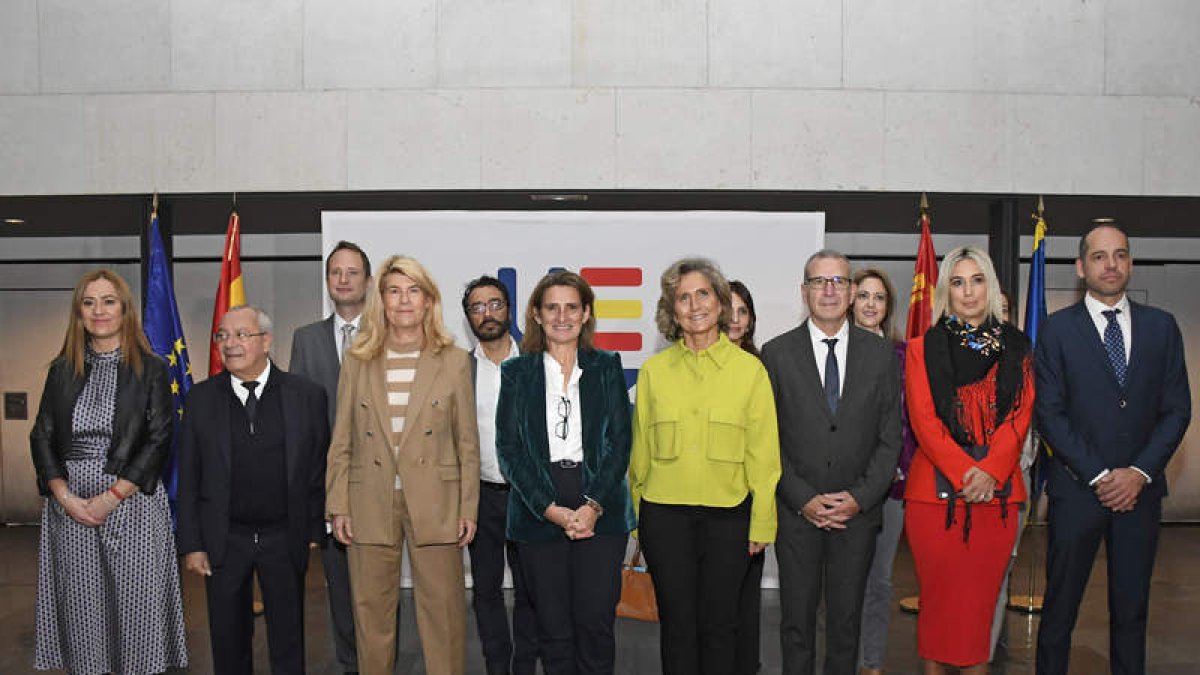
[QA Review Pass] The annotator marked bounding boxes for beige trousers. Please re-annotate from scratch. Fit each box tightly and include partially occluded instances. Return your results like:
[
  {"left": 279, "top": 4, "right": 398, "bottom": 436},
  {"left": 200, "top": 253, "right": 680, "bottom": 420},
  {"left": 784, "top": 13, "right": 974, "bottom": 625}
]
[{"left": 347, "top": 490, "right": 466, "bottom": 675}]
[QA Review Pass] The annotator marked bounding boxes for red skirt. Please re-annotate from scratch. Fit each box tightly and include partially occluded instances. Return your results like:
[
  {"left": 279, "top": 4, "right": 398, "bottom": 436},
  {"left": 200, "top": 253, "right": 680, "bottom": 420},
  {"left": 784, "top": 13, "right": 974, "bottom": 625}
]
[{"left": 905, "top": 500, "right": 1020, "bottom": 666}]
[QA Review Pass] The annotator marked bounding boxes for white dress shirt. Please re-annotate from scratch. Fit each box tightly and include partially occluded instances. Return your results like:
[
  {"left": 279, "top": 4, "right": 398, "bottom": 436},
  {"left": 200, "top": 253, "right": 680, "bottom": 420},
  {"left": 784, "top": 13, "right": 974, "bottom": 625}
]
[
  {"left": 230, "top": 361, "right": 272, "bottom": 403},
  {"left": 807, "top": 319, "right": 850, "bottom": 398},
  {"left": 475, "top": 337, "right": 520, "bottom": 484},
  {"left": 1083, "top": 292, "right": 1131, "bottom": 365},
  {"left": 543, "top": 352, "right": 584, "bottom": 463},
  {"left": 333, "top": 313, "right": 361, "bottom": 363}
]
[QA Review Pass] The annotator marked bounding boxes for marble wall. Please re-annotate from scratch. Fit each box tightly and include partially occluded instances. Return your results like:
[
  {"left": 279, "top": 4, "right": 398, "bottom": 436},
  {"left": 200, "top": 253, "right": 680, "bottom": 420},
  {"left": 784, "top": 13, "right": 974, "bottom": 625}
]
[{"left": 1, "top": 0, "right": 1198, "bottom": 196}]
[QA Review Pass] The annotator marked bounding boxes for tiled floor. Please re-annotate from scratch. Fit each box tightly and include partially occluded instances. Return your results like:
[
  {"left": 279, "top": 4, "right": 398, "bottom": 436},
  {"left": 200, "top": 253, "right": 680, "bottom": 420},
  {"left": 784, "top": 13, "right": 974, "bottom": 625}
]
[{"left": 1, "top": 524, "right": 1197, "bottom": 674}]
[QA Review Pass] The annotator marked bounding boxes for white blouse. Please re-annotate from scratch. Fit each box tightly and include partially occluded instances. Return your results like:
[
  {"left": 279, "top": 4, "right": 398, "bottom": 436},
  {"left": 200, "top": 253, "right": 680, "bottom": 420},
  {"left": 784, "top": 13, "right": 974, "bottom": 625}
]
[{"left": 542, "top": 352, "right": 584, "bottom": 463}]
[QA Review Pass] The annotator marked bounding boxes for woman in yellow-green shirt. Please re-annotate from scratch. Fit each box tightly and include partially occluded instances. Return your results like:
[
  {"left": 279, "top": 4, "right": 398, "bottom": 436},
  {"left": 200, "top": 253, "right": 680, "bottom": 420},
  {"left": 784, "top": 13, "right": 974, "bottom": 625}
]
[{"left": 630, "top": 257, "right": 781, "bottom": 675}]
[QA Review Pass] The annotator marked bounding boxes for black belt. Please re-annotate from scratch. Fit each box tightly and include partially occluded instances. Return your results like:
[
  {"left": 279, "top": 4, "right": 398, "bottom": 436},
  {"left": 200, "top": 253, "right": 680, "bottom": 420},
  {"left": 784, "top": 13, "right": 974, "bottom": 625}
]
[
  {"left": 481, "top": 480, "right": 510, "bottom": 492},
  {"left": 553, "top": 459, "right": 580, "bottom": 469}
]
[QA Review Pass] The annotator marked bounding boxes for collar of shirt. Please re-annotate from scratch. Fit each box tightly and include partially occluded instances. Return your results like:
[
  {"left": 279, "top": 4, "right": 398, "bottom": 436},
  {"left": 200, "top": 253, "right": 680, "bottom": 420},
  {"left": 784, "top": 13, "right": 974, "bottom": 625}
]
[
  {"left": 1084, "top": 292, "right": 1132, "bottom": 360},
  {"left": 473, "top": 336, "right": 520, "bottom": 368},
  {"left": 230, "top": 361, "right": 272, "bottom": 405},
  {"left": 333, "top": 313, "right": 361, "bottom": 333},
  {"left": 666, "top": 332, "right": 738, "bottom": 369},
  {"left": 333, "top": 313, "right": 361, "bottom": 360},
  {"left": 807, "top": 318, "right": 850, "bottom": 395},
  {"left": 542, "top": 351, "right": 582, "bottom": 390}
]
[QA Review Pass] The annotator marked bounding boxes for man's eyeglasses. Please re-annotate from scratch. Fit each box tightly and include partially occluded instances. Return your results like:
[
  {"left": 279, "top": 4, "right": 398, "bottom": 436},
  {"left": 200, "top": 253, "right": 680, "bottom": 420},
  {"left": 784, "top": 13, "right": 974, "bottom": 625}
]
[
  {"left": 804, "top": 276, "right": 851, "bottom": 290},
  {"left": 466, "top": 299, "right": 508, "bottom": 315},
  {"left": 555, "top": 396, "right": 571, "bottom": 440},
  {"left": 213, "top": 330, "right": 268, "bottom": 343}
]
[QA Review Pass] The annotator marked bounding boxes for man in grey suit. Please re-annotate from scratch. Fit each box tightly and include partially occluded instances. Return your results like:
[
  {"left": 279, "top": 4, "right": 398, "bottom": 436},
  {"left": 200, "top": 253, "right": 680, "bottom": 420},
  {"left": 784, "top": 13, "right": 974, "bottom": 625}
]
[
  {"left": 761, "top": 249, "right": 902, "bottom": 675},
  {"left": 289, "top": 240, "right": 371, "bottom": 675}
]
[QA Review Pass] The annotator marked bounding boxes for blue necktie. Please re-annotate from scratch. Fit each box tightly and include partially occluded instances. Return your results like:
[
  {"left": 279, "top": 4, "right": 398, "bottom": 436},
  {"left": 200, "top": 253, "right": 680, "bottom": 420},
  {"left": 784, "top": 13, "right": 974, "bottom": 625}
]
[
  {"left": 823, "top": 338, "right": 840, "bottom": 414},
  {"left": 1102, "top": 309, "right": 1126, "bottom": 387}
]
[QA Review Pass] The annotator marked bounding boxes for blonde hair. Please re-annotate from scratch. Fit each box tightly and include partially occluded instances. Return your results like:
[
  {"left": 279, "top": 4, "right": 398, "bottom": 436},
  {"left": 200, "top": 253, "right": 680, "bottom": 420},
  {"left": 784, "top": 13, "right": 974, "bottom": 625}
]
[
  {"left": 349, "top": 255, "right": 454, "bottom": 359},
  {"left": 58, "top": 269, "right": 152, "bottom": 377},
  {"left": 931, "top": 245, "right": 1005, "bottom": 325}
]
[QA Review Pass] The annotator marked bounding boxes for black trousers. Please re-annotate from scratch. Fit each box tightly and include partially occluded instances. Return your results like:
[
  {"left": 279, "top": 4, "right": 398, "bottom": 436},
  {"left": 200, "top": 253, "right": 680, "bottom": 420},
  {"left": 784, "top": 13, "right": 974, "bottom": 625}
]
[
  {"left": 517, "top": 464, "right": 627, "bottom": 675},
  {"left": 1036, "top": 490, "right": 1162, "bottom": 675},
  {"left": 639, "top": 498, "right": 752, "bottom": 675},
  {"left": 736, "top": 550, "right": 766, "bottom": 675},
  {"left": 206, "top": 527, "right": 306, "bottom": 675},
  {"left": 776, "top": 507, "right": 877, "bottom": 675},
  {"left": 470, "top": 481, "right": 539, "bottom": 675}
]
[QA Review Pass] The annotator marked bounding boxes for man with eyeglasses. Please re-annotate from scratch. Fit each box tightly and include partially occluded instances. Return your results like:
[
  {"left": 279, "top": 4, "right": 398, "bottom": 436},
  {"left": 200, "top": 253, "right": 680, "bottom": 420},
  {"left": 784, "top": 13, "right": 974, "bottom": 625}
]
[
  {"left": 176, "top": 305, "right": 330, "bottom": 675},
  {"left": 289, "top": 240, "right": 371, "bottom": 675},
  {"left": 761, "top": 249, "right": 901, "bottom": 675},
  {"left": 461, "top": 275, "right": 539, "bottom": 675}
]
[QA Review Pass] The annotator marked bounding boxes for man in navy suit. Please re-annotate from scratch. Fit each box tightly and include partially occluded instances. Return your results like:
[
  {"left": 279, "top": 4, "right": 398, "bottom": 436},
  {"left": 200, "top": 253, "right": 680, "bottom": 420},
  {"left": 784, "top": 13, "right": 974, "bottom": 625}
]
[
  {"left": 289, "top": 241, "right": 371, "bottom": 674},
  {"left": 1034, "top": 222, "right": 1191, "bottom": 675}
]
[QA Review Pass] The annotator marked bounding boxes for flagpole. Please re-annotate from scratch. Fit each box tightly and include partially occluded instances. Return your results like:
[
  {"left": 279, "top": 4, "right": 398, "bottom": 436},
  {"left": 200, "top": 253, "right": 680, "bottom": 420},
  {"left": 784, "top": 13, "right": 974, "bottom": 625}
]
[
  {"left": 899, "top": 192, "right": 935, "bottom": 616},
  {"left": 1008, "top": 195, "right": 1047, "bottom": 614}
]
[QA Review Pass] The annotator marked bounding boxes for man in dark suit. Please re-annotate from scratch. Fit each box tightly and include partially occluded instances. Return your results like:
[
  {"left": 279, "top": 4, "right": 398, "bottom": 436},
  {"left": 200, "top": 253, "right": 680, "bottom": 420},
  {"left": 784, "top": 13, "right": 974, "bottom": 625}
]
[
  {"left": 177, "top": 305, "right": 330, "bottom": 675},
  {"left": 461, "top": 275, "right": 539, "bottom": 675},
  {"left": 289, "top": 240, "right": 370, "bottom": 675},
  {"left": 761, "top": 249, "right": 901, "bottom": 675},
  {"left": 1035, "top": 223, "right": 1190, "bottom": 675}
]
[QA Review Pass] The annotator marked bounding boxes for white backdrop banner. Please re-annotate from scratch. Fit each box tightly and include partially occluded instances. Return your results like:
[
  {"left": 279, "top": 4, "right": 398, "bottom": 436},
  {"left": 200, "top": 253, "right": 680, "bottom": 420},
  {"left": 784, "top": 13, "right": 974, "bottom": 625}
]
[{"left": 321, "top": 210, "right": 825, "bottom": 378}]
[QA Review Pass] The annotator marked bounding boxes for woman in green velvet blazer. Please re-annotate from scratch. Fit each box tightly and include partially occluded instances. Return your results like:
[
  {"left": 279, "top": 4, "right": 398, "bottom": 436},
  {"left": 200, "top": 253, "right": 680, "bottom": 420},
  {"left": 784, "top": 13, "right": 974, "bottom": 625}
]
[{"left": 495, "top": 270, "right": 635, "bottom": 675}]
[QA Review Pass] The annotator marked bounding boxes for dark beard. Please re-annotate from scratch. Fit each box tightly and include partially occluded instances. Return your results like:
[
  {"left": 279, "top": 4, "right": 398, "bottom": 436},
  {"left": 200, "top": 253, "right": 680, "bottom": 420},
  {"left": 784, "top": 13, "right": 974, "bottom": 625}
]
[{"left": 471, "top": 318, "right": 510, "bottom": 342}]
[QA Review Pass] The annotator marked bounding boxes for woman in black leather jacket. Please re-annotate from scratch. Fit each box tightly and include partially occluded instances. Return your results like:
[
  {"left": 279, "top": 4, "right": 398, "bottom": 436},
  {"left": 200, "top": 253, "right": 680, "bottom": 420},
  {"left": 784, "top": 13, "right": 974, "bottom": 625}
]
[{"left": 30, "top": 269, "right": 188, "bottom": 675}]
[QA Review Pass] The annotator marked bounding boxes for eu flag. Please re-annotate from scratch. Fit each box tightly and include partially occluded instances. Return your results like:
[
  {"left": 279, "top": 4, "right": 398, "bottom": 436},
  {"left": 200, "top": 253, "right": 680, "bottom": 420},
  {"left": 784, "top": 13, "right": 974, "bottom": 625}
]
[{"left": 144, "top": 214, "right": 194, "bottom": 517}]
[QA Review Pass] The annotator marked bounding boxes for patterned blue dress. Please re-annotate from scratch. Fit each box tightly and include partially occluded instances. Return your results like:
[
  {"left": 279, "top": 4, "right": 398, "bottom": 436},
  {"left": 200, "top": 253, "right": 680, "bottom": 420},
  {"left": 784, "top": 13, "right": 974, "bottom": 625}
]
[{"left": 34, "top": 347, "right": 188, "bottom": 675}]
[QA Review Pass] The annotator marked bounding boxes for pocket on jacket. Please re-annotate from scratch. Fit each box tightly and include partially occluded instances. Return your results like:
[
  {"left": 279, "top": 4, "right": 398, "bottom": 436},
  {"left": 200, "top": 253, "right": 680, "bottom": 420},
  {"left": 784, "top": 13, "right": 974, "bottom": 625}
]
[
  {"left": 438, "top": 466, "right": 461, "bottom": 481},
  {"left": 650, "top": 408, "right": 679, "bottom": 460},
  {"left": 706, "top": 407, "right": 747, "bottom": 463}
]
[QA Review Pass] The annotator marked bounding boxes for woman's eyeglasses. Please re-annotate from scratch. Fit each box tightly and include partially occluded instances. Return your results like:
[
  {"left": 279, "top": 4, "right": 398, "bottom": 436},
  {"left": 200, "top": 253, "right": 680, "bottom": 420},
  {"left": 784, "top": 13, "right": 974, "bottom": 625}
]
[{"left": 555, "top": 396, "right": 571, "bottom": 440}]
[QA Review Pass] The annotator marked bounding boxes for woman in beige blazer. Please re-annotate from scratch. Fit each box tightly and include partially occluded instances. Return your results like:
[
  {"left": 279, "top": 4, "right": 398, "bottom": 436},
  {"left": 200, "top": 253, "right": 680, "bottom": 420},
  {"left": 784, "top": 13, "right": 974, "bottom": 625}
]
[{"left": 326, "top": 254, "right": 480, "bottom": 675}]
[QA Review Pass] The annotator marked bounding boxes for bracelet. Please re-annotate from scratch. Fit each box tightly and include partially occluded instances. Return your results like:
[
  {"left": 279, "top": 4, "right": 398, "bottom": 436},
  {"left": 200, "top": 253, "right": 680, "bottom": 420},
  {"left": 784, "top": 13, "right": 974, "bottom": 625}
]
[
  {"left": 582, "top": 496, "right": 604, "bottom": 516},
  {"left": 108, "top": 486, "right": 126, "bottom": 502}
]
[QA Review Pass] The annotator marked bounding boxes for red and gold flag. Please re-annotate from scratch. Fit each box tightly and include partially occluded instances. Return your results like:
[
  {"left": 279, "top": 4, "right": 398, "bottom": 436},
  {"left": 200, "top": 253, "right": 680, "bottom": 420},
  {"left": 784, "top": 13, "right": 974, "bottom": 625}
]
[
  {"left": 905, "top": 199, "right": 938, "bottom": 340},
  {"left": 208, "top": 210, "right": 245, "bottom": 375}
]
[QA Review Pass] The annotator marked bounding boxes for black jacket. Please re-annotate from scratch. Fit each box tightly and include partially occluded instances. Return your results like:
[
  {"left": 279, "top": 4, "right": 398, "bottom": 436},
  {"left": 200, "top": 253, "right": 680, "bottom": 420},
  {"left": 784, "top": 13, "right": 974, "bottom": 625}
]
[
  {"left": 29, "top": 353, "right": 173, "bottom": 496},
  {"left": 175, "top": 366, "right": 329, "bottom": 569}
]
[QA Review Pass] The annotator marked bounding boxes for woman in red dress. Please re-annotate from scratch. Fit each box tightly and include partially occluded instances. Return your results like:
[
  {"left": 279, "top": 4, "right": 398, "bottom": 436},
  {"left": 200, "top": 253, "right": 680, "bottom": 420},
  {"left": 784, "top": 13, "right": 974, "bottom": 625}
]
[{"left": 904, "top": 245, "right": 1033, "bottom": 674}]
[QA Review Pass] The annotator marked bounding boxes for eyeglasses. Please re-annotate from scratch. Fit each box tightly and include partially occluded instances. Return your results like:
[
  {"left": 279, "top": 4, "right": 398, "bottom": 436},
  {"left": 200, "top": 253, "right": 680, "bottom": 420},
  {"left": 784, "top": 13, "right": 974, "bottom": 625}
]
[
  {"left": 466, "top": 299, "right": 507, "bottom": 315},
  {"left": 213, "top": 330, "right": 268, "bottom": 343},
  {"left": 805, "top": 276, "right": 851, "bottom": 289},
  {"left": 555, "top": 396, "right": 571, "bottom": 440}
]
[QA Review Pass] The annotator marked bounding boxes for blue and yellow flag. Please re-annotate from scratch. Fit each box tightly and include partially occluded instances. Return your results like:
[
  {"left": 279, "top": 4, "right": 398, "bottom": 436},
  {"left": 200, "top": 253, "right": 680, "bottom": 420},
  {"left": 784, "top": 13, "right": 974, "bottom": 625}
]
[
  {"left": 1025, "top": 209, "right": 1049, "bottom": 502},
  {"left": 144, "top": 214, "right": 194, "bottom": 517},
  {"left": 1023, "top": 213, "right": 1047, "bottom": 343}
]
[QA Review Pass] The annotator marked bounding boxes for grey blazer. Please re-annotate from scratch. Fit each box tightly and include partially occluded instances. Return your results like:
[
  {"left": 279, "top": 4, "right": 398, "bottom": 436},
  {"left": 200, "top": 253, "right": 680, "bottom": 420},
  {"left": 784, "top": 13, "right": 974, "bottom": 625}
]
[
  {"left": 290, "top": 315, "right": 341, "bottom": 428},
  {"left": 760, "top": 321, "right": 902, "bottom": 528}
]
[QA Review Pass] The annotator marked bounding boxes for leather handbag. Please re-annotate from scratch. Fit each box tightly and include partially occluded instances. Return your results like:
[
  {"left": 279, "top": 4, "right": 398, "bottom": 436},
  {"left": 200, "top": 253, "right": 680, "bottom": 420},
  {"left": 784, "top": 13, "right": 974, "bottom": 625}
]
[{"left": 616, "top": 541, "right": 659, "bottom": 622}]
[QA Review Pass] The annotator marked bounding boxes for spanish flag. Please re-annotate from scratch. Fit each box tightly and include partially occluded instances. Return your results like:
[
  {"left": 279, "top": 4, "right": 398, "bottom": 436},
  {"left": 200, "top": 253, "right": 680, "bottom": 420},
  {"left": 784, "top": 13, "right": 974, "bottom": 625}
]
[
  {"left": 208, "top": 210, "right": 245, "bottom": 376},
  {"left": 905, "top": 198, "right": 938, "bottom": 340}
]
